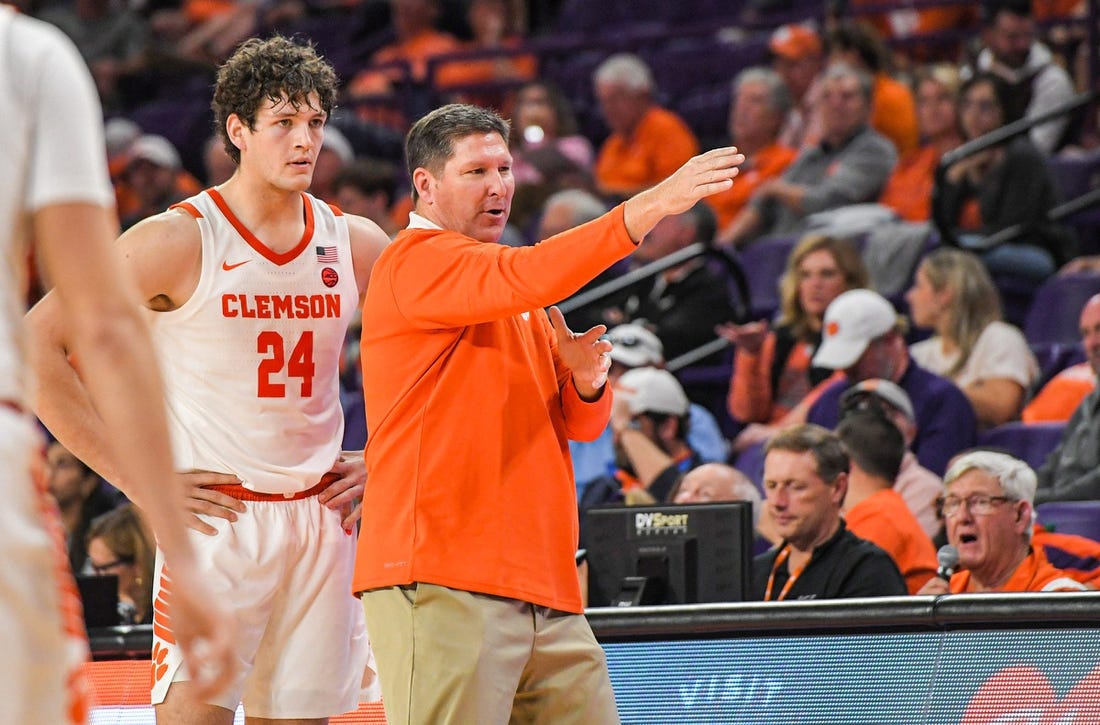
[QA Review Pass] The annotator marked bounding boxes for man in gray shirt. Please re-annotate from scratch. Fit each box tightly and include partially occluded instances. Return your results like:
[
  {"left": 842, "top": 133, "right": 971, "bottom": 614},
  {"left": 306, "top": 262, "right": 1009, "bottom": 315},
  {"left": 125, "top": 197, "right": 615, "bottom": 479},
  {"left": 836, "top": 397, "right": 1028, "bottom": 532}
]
[
  {"left": 717, "top": 63, "right": 897, "bottom": 247},
  {"left": 1036, "top": 294, "right": 1100, "bottom": 503}
]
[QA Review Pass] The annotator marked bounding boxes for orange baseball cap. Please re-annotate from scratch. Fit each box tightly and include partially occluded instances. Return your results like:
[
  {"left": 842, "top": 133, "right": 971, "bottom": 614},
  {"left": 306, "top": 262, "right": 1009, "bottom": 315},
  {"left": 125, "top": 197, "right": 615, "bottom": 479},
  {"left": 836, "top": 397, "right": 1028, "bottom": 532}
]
[{"left": 769, "top": 24, "right": 823, "bottom": 60}]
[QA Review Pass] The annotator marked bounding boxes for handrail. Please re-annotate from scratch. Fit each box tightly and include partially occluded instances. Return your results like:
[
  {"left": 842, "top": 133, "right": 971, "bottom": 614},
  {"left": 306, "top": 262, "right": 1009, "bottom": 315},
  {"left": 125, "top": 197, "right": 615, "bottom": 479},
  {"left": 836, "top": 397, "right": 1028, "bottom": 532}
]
[{"left": 555, "top": 242, "right": 750, "bottom": 370}]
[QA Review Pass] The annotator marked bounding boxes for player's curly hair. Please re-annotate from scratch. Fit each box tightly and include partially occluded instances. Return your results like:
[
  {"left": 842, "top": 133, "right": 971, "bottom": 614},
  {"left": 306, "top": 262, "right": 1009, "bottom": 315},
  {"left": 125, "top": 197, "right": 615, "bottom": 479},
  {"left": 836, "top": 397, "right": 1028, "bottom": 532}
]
[{"left": 212, "top": 36, "right": 338, "bottom": 165}]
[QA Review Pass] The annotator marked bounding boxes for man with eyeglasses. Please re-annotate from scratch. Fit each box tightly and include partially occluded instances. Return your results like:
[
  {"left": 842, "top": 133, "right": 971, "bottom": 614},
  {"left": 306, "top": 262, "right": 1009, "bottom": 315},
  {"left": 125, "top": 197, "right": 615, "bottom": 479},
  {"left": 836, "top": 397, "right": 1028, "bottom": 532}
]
[{"left": 918, "top": 451, "right": 1087, "bottom": 594}]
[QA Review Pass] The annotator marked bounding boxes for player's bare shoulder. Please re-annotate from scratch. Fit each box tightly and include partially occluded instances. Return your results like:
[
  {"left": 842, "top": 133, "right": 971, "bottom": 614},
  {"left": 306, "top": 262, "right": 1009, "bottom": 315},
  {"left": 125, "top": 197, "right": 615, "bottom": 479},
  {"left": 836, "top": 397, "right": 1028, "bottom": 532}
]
[
  {"left": 345, "top": 213, "right": 391, "bottom": 294},
  {"left": 118, "top": 207, "right": 204, "bottom": 312}
]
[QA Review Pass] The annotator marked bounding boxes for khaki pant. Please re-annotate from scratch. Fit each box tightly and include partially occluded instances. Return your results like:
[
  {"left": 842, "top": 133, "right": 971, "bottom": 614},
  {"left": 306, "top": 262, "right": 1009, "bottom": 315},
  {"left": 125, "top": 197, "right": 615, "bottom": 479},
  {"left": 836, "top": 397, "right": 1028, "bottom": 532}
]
[{"left": 362, "top": 583, "right": 619, "bottom": 725}]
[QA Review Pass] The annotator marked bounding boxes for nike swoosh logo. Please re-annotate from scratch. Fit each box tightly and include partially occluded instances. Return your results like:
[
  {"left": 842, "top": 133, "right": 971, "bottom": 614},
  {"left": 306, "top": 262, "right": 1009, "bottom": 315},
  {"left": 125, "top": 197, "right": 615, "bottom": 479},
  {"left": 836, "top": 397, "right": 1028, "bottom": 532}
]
[{"left": 222, "top": 260, "right": 250, "bottom": 271}]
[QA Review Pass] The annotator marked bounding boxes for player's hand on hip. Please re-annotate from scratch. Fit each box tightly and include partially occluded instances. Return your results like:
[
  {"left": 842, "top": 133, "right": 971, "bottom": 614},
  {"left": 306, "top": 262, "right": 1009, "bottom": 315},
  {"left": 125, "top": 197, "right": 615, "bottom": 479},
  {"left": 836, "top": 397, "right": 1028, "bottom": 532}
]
[
  {"left": 164, "top": 560, "right": 238, "bottom": 701},
  {"left": 549, "top": 306, "right": 612, "bottom": 401},
  {"left": 179, "top": 471, "right": 246, "bottom": 535},
  {"left": 320, "top": 451, "right": 366, "bottom": 529}
]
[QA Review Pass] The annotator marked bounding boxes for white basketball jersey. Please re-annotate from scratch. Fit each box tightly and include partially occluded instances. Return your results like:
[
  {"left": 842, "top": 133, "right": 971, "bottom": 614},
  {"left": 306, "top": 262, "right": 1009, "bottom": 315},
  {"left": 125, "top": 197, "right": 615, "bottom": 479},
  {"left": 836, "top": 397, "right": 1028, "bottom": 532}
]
[{"left": 151, "top": 189, "right": 356, "bottom": 494}]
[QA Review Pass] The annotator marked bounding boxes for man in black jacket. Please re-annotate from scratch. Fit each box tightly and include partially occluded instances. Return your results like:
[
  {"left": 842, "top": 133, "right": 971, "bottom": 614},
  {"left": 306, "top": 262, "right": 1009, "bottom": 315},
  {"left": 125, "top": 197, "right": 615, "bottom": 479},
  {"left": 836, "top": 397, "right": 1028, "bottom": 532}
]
[{"left": 753, "top": 423, "right": 907, "bottom": 600}]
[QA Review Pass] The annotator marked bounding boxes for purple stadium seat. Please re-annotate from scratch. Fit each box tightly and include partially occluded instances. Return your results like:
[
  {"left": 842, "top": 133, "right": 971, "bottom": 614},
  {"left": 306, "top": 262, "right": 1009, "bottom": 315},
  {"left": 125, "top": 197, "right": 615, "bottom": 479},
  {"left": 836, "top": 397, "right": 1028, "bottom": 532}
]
[
  {"left": 1036, "top": 501, "right": 1100, "bottom": 542},
  {"left": 1022, "top": 272, "right": 1100, "bottom": 346},
  {"left": 976, "top": 421, "right": 1066, "bottom": 471},
  {"left": 735, "top": 234, "right": 798, "bottom": 321},
  {"left": 1029, "top": 342, "right": 1087, "bottom": 394},
  {"left": 733, "top": 440, "right": 766, "bottom": 494}
]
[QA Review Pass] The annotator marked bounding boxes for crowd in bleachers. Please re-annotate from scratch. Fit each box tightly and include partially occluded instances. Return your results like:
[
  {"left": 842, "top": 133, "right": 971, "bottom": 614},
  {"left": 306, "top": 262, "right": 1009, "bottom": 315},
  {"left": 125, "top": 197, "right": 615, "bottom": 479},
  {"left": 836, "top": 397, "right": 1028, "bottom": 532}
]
[{"left": 27, "top": 0, "right": 1100, "bottom": 616}]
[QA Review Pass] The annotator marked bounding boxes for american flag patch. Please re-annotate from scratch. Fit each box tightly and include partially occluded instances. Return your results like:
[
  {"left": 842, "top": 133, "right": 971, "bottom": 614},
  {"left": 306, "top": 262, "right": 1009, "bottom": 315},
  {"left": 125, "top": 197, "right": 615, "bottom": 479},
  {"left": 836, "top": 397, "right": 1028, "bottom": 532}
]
[{"left": 316, "top": 245, "right": 338, "bottom": 263}]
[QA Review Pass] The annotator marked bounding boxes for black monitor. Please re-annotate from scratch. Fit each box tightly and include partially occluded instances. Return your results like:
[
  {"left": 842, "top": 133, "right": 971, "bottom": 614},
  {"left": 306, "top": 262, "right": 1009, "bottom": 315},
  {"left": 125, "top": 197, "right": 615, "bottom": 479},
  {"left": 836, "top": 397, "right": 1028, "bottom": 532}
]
[{"left": 585, "top": 502, "right": 754, "bottom": 607}]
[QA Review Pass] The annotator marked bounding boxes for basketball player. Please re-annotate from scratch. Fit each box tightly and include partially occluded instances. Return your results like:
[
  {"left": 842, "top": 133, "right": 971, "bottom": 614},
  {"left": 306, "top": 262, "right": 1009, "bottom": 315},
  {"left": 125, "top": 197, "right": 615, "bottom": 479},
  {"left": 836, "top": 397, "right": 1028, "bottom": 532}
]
[
  {"left": 4, "top": 7, "right": 234, "bottom": 723},
  {"left": 28, "top": 36, "right": 390, "bottom": 723}
]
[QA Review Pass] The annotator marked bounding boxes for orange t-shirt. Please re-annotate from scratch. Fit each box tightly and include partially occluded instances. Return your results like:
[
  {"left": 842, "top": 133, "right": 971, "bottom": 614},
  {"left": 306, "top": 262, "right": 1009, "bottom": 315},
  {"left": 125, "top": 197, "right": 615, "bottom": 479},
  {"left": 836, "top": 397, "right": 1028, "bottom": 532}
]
[
  {"left": 595, "top": 106, "right": 699, "bottom": 199},
  {"left": 949, "top": 546, "right": 1088, "bottom": 592},
  {"left": 1021, "top": 363, "right": 1095, "bottom": 423},
  {"left": 871, "top": 73, "right": 919, "bottom": 156},
  {"left": 879, "top": 145, "right": 940, "bottom": 222},
  {"left": 707, "top": 143, "right": 797, "bottom": 230},
  {"left": 354, "top": 207, "right": 639, "bottom": 613},
  {"left": 845, "top": 488, "right": 937, "bottom": 594}
]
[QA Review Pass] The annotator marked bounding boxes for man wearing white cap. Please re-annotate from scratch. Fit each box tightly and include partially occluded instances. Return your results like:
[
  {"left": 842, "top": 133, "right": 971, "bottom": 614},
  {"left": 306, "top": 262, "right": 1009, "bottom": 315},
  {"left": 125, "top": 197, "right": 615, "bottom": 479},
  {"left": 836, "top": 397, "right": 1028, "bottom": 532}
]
[
  {"left": 579, "top": 366, "right": 704, "bottom": 510},
  {"left": 805, "top": 288, "right": 977, "bottom": 476},
  {"left": 569, "top": 323, "right": 728, "bottom": 495}
]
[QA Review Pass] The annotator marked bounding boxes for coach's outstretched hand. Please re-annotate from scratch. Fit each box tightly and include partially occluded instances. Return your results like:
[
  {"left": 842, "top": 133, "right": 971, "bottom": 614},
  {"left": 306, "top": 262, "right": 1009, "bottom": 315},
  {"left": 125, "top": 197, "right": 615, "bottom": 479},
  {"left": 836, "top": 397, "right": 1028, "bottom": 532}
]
[{"left": 623, "top": 146, "right": 745, "bottom": 241}]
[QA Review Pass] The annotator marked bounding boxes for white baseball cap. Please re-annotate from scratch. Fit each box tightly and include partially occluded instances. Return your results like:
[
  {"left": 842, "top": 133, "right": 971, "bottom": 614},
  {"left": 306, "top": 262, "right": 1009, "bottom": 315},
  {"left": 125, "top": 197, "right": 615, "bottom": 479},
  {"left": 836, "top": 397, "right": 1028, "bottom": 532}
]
[
  {"left": 127, "top": 134, "right": 181, "bottom": 170},
  {"left": 813, "top": 289, "right": 898, "bottom": 370},
  {"left": 606, "top": 324, "right": 664, "bottom": 368},
  {"left": 615, "top": 367, "right": 689, "bottom": 417}
]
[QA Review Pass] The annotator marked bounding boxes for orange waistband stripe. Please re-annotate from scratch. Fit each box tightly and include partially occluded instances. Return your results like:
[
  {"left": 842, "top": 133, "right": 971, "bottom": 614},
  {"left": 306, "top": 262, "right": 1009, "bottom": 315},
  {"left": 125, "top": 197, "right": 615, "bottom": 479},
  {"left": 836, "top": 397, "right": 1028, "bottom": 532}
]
[{"left": 204, "top": 472, "right": 337, "bottom": 502}]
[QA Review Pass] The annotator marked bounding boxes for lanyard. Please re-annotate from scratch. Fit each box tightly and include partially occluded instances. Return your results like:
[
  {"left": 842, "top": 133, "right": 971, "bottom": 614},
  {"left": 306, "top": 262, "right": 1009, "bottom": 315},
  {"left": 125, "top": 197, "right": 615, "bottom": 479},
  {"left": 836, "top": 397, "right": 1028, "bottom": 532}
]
[{"left": 764, "top": 545, "right": 806, "bottom": 602}]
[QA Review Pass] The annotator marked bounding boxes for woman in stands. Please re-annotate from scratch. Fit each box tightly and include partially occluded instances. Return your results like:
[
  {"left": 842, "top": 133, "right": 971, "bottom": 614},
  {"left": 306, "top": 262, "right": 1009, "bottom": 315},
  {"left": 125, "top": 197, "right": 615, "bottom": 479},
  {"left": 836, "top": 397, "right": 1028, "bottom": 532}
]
[
  {"left": 906, "top": 247, "right": 1038, "bottom": 428},
  {"left": 719, "top": 234, "right": 867, "bottom": 451},
  {"left": 879, "top": 63, "right": 962, "bottom": 222},
  {"left": 85, "top": 504, "right": 156, "bottom": 625},
  {"left": 932, "top": 72, "right": 1071, "bottom": 281}
]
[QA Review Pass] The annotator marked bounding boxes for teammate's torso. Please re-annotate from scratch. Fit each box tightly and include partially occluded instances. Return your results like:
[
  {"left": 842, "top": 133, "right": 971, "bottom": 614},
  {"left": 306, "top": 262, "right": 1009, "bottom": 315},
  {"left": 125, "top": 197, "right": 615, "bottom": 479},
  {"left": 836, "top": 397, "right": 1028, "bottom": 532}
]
[{"left": 152, "top": 189, "right": 357, "bottom": 493}]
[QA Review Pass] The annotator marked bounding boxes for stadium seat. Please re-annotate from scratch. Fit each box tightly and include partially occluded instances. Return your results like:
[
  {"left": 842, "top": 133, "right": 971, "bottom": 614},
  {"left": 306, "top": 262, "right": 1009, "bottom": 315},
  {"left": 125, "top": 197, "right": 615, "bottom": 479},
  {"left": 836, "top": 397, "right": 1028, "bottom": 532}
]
[
  {"left": 1028, "top": 341, "right": 1086, "bottom": 394},
  {"left": 976, "top": 421, "right": 1065, "bottom": 471},
  {"left": 1022, "top": 272, "right": 1100, "bottom": 345},
  {"left": 735, "top": 234, "right": 798, "bottom": 322},
  {"left": 733, "top": 440, "right": 766, "bottom": 494},
  {"left": 1036, "top": 501, "right": 1100, "bottom": 542}
]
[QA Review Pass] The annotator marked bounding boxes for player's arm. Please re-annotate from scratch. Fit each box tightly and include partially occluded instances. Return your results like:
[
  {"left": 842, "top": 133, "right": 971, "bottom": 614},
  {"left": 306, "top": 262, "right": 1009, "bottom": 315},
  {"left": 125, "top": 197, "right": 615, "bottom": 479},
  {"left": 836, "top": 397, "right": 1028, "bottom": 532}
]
[
  {"left": 347, "top": 213, "right": 391, "bottom": 301},
  {"left": 28, "top": 210, "right": 199, "bottom": 490},
  {"left": 29, "top": 211, "right": 246, "bottom": 531},
  {"left": 30, "top": 203, "right": 235, "bottom": 696},
  {"left": 316, "top": 214, "right": 390, "bottom": 528}
]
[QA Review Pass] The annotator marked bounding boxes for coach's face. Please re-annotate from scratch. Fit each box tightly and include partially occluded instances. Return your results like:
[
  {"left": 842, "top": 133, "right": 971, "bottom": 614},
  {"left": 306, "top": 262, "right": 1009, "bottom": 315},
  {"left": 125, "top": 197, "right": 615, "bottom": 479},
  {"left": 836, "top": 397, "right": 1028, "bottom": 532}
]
[{"left": 413, "top": 132, "right": 514, "bottom": 243}]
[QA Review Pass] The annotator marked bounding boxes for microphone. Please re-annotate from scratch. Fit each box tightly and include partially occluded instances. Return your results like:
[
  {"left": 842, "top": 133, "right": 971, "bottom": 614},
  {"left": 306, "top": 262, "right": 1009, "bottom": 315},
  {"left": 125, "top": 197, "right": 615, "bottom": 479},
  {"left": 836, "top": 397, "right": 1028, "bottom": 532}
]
[{"left": 937, "top": 545, "right": 959, "bottom": 581}]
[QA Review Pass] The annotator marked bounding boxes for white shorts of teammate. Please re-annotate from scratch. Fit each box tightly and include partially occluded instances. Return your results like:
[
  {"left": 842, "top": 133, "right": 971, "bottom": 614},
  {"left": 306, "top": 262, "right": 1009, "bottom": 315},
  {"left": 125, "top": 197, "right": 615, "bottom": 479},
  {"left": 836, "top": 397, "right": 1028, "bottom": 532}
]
[
  {"left": 0, "top": 408, "right": 90, "bottom": 724},
  {"left": 151, "top": 489, "right": 372, "bottom": 719}
]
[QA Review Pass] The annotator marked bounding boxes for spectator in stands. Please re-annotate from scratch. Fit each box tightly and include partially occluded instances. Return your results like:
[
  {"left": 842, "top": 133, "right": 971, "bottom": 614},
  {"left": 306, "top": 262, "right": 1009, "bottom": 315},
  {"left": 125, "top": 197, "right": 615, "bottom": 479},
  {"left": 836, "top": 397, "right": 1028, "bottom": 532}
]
[
  {"left": 706, "top": 67, "right": 797, "bottom": 231},
  {"left": 602, "top": 201, "right": 737, "bottom": 362},
  {"left": 509, "top": 80, "right": 594, "bottom": 188},
  {"left": 753, "top": 423, "right": 907, "bottom": 600},
  {"left": 906, "top": 247, "right": 1038, "bottom": 427},
  {"left": 332, "top": 158, "right": 405, "bottom": 239},
  {"left": 347, "top": 0, "right": 462, "bottom": 121},
  {"left": 848, "top": 0, "right": 976, "bottom": 56},
  {"left": 966, "top": 0, "right": 1075, "bottom": 154},
  {"left": 508, "top": 80, "right": 595, "bottom": 231},
  {"left": 839, "top": 380, "right": 944, "bottom": 539},
  {"left": 720, "top": 235, "right": 866, "bottom": 452},
  {"left": 672, "top": 462, "right": 779, "bottom": 551},
  {"left": 934, "top": 72, "right": 1071, "bottom": 280},
  {"left": 579, "top": 366, "right": 703, "bottom": 511},
  {"left": 86, "top": 503, "right": 156, "bottom": 624},
  {"left": 768, "top": 23, "right": 825, "bottom": 149},
  {"left": 1022, "top": 294, "right": 1099, "bottom": 423},
  {"left": 592, "top": 53, "right": 700, "bottom": 200},
  {"left": 309, "top": 125, "right": 355, "bottom": 202},
  {"left": 717, "top": 64, "right": 897, "bottom": 247},
  {"left": 571, "top": 324, "right": 729, "bottom": 498},
  {"left": 918, "top": 450, "right": 1087, "bottom": 593},
  {"left": 879, "top": 64, "right": 963, "bottom": 222},
  {"left": 115, "top": 134, "right": 202, "bottom": 229},
  {"left": 45, "top": 440, "right": 125, "bottom": 575},
  {"left": 825, "top": 20, "right": 919, "bottom": 155},
  {"left": 434, "top": 0, "right": 536, "bottom": 107},
  {"left": 1034, "top": 294, "right": 1100, "bottom": 503},
  {"left": 837, "top": 408, "right": 938, "bottom": 594},
  {"left": 807, "top": 288, "right": 978, "bottom": 475}
]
